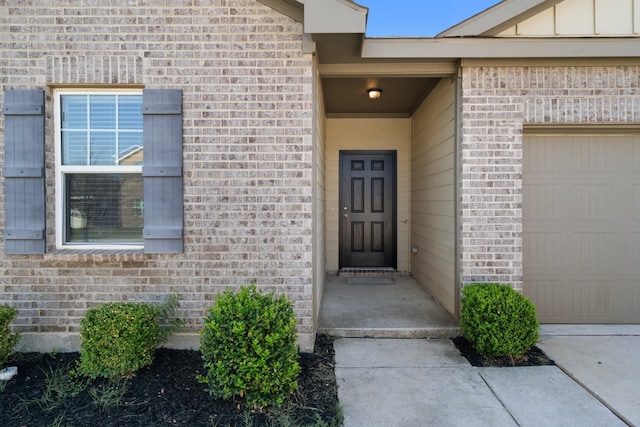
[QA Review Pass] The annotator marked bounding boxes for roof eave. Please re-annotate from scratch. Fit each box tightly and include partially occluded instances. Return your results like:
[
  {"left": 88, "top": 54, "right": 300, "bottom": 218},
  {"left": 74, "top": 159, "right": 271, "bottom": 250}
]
[
  {"left": 362, "top": 37, "right": 640, "bottom": 59},
  {"left": 258, "top": 0, "right": 368, "bottom": 34},
  {"left": 257, "top": 0, "right": 304, "bottom": 22}
]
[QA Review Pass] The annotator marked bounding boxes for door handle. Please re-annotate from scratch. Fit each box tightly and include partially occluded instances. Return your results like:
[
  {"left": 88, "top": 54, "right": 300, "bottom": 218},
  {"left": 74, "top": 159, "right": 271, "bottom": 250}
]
[
  {"left": 343, "top": 206, "right": 348, "bottom": 211},
  {"left": 343, "top": 213, "right": 348, "bottom": 218}
]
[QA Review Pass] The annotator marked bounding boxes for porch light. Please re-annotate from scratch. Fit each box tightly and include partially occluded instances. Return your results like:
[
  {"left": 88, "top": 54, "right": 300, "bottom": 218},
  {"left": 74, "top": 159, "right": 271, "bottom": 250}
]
[{"left": 368, "top": 88, "right": 382, "bottom": 99}]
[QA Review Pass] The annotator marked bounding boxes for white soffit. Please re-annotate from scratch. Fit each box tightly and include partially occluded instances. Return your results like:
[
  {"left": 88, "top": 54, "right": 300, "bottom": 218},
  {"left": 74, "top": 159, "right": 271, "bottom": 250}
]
[
  {"left": 439, "top": 0, "right": 564, "bottom": 37},
  {"left": 302, "top": 0, "right": 367, "bottom": 34}
]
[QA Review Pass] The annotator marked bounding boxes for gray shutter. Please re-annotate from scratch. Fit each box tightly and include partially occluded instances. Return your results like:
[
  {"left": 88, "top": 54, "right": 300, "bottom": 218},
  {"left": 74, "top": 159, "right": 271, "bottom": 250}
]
[
  {"left": 142, "top": 89, "right": 183, "bottom": 253},
  {"left": 2, "top": 89, "right": 46, "bottom": 254}
]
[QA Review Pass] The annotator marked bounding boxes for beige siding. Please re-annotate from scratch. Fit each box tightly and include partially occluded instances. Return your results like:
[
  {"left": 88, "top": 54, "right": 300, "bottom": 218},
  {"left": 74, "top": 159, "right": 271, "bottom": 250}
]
[
  {"left": 325, "top": 118, "right": 411, "bottom": 272},
  {"left": 312, "top": 59, "right": 327, "bottom": 330},
  {"left": 499, "top": 0, "right": 640, "bottom": 37},
  {"left": 410, "top": 78, "right": 457, "bottom": 315}
]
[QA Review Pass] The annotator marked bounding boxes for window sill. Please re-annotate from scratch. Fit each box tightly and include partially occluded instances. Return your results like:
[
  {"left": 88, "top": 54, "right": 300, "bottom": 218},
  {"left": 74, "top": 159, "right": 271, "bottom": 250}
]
[{"left": 44, "top": 249, "right": 145, "bottom": 262}]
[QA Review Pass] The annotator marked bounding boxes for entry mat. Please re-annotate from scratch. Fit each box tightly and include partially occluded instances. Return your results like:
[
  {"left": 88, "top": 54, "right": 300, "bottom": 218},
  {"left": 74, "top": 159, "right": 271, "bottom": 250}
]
[{"left": 346, "top": 277, "right": 395, "bottom": 285}]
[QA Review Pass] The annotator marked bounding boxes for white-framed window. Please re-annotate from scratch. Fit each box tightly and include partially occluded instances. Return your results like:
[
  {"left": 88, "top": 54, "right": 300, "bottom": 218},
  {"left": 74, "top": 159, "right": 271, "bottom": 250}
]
[{"left": 54, "top": 90, "right": 144, "bottom": 249}]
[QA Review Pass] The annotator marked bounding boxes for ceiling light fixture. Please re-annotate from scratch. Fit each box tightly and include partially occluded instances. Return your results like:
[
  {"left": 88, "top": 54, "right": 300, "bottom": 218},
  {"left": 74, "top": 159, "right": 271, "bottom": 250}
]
[{"left": 368, "top": 88, "right": 382, "bottom": 100}]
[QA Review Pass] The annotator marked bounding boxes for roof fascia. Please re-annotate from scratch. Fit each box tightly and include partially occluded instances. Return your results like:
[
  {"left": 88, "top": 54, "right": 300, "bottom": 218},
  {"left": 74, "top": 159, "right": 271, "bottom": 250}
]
[
  {"left": 438, "top": 0, "right": 564, "bottom": 37},
  {"left": 362, "top": 37, "right": 640, "bottom": 59},
  {"left": 257, "top": 0, "right": 304, "bottom": 22},
  {"left": 302, "top": 0, "right": 368, "bottom": 34},
  {"left": 319, "top": 62, "right": 458, "bottom": 77}
]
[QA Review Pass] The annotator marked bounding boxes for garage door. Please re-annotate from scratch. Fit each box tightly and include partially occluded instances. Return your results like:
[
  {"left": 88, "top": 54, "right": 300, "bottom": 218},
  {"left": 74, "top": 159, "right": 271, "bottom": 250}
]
[{"left": 523, "top": 132, "right": 640, "bottom": 323}]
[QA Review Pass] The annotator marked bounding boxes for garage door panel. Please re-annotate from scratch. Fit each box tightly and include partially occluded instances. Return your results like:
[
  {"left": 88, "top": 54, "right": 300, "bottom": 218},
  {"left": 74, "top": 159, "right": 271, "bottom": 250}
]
[
  {"left": 634, "top": 141, "right": 640, "bottom": 173},
  {"left": 524, "top": 136, "right": 565, "bottom": 174},
  {"left": 524, "top": 279, "right": 567, "bottom": 318},
  {"left": 634, "top": 185, "right": 640, "bottom": 221},
  {"left": 523, "top": 184, "right": 564, "bottom": 221},
  {"left": 572, "top": 232, "right": 615, "bottom": 270},
  {"left": 634, "top": 282, "right": 640, "bottom": 317},
  {"left": 571, "top": 136, "right": 616, "bottom": 174},
  {"left": 569, "top": 279, "right": 614, "bottom": 320},
  {"left": 571, "top": 183, "right": 615, "bottom": 221},
  {"left": 523, "top": 231, "right": 564, "bottom": 270},
  {"left": 524, "top": 133, "right": 640, "bottom": 323}
]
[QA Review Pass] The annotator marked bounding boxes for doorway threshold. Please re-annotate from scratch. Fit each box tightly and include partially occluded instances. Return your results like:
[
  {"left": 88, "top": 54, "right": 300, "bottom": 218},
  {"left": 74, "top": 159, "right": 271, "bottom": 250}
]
[{"left": 338, "top": 267, "right": 403, "bottom": 278}]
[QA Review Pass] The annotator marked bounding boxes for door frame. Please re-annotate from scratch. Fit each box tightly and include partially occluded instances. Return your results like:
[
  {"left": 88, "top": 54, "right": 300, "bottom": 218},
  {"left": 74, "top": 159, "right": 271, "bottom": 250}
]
[{"left": 338, "top": 150, "right": 397, "bottom": 269}]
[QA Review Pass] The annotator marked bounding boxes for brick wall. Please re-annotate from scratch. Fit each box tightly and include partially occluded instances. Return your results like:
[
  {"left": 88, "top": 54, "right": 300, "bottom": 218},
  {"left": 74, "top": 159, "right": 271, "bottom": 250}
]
[
  {"left": 0, "top": 0, "right": 315, "bottom": 351},
  {"left": 460, "top": 64, "right": 640, "bottom": 289}
]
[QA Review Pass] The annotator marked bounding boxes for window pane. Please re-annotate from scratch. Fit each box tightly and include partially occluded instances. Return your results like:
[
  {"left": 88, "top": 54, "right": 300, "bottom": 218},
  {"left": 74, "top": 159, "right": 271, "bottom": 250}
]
[
  {"left": 61, "top": 95, "right": 87, "bottom": 129},
  {"left": 62, "top": 131, "right": 88, "bottom": 165},
  {"left": 89, "top": 132, "right": 116, "bottom": 165},
  {"left": 118, "top": 132, "right": 144, "bottom": 165},
  {"left": 66, "top": 173, "right": 143, "bottom": 244},
  {"left": 118, "top": 96, "right": 142, "bottom": 129},
  {"left": 61, "top": 94, "right": 143, "bottom": 167},
  {"left": 89, "top": 95, "right": 116, "bottom": 129}
]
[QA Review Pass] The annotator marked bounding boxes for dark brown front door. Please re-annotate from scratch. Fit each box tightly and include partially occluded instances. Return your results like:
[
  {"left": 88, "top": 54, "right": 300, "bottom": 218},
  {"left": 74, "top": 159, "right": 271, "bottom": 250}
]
[{"left": 339, "top": 151, "right": 396, "bottom": 269}]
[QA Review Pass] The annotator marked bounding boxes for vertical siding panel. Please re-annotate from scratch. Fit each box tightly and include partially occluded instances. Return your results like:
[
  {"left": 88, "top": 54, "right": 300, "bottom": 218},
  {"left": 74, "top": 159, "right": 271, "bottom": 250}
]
[{"left": 2, "top": 89, "right": 46, "bottom": 254}]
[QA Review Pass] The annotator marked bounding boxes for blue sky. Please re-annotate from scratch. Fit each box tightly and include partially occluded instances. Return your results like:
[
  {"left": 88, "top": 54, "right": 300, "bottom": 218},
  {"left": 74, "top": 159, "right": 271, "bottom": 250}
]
[{"left": 358, "top": 0, "right": 501, "bottom": 37}]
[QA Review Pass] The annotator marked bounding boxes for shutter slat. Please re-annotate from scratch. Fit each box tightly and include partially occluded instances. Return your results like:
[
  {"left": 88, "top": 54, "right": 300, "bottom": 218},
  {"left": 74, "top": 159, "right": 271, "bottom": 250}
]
[
  {"left": 2, "top": 89, "right": 46, "bottom": 254},
  {"left": 142, "top": 89, "right": 183, "bottom": 254}
]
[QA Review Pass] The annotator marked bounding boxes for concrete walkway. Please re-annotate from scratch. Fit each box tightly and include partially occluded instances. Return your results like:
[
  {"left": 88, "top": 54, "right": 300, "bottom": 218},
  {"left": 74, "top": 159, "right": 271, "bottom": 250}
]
[
  {"left": 334, "top": 337, "right": 637, "bottom": 427},
  {"left": 321, "top": 274, "right": 640, "bottom": 426}
]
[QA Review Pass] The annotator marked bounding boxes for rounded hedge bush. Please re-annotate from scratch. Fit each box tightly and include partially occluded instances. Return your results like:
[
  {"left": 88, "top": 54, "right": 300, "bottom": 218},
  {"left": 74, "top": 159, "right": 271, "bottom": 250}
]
[
  {"left": 77, "top": 296, "right": 182, "bottom": 379},
  {"left": 198, "top": 285, "right": 300, "bottom": 409},
  {"left": 0, "top": 305, "right": 21, "bottom": 367},
  {"left": 78, "top": 302, "right": 160, "bottom": 379},
  {"left": 461, "top": 283, "right": 539, "bottom": 358}
]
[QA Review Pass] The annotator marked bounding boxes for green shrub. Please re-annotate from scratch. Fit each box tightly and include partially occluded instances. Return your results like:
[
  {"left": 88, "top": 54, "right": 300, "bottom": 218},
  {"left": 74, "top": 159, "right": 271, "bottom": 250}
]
[
  {"left": 77, "top": 295, "right": 183, "bottom": 379},
  {"left": 461, "top": 283, "right": 539, "bottom": 358},
  {"left": 198, "top": 285, "right": 301, "bottom": 409},
  {"left": 0, "top": 305, "right": 21, "bottom": 367}
]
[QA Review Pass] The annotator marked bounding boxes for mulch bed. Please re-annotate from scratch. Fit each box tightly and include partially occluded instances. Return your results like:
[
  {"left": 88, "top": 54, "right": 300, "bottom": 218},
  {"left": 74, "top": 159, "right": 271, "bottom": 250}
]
[
  {"left": 451, "top": 336, "right": 555, "bottom": 367},
  {"left": 0, "top": 335, "right": 340, "bottom": 427}
]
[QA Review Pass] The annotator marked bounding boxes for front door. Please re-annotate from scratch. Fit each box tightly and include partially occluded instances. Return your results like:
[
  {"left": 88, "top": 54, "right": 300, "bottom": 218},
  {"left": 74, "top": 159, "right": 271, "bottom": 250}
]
[{"left": 339, "top": 151, "right": 396, "bottom": 269}]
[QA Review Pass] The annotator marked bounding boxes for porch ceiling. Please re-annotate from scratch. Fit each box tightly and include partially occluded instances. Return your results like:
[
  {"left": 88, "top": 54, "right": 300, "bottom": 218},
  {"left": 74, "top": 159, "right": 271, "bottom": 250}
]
[
  {"left": 313, "top": 34, "right": 454, "bottom": 118},
  {"left": 322, "top": 77, "right": 439, "bottom": 117}
]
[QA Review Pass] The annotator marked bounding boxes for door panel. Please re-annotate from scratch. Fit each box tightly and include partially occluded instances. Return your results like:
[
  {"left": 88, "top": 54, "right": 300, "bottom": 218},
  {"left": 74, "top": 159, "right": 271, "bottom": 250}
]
[{"left": 340, "top": 151, "right": 396, "bottom": 268}]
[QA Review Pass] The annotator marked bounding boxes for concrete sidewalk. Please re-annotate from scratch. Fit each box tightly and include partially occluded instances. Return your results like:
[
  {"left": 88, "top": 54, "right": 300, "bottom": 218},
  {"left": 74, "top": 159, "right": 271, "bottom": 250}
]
[{"left": 334, "top": 337, "right": 636, "bottom": 427}]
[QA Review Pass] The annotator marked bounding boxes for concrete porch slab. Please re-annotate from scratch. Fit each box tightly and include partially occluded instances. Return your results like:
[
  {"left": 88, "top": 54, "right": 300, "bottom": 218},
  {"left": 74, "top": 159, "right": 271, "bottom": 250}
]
[{"left": 319, "top": 274, "right": 459, "bottom": 339}]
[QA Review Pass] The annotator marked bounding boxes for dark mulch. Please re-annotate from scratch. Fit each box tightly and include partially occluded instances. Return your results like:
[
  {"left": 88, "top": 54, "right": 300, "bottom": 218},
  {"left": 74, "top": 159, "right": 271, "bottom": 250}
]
[
  {"left": 451, "top": 336, "right": 554, "bottom": 367},
  {"left": 0, "top": 335, "right": 341, "bottom": 427}
]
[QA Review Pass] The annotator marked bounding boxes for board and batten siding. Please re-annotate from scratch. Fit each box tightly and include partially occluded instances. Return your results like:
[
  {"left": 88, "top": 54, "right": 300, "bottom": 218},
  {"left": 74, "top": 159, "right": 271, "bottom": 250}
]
[
  {"left": 498, "top": 0, "right": 640, "bottom": 37},
  {"left": 325, "top": 118, "right": 411, "bottom": 273},
  {"left": 410, "top": 78, "right": 457, "bottom": 315}
]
